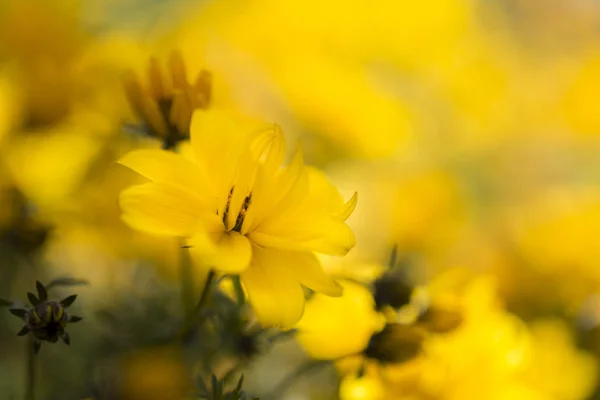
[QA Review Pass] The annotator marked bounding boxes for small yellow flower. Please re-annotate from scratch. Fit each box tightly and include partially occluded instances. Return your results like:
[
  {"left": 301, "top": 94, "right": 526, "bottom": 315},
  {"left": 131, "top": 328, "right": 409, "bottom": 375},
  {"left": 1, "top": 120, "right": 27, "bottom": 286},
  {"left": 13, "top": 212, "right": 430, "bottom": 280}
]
[
  {"left": 118, "top": 110, "right": 357, "bottom": 328},
  {"left": 296, "top": 280, "right": 384, "bottom": 360},
  {"left": 123, "top": 51, "right": 212, "bottom": 149}
]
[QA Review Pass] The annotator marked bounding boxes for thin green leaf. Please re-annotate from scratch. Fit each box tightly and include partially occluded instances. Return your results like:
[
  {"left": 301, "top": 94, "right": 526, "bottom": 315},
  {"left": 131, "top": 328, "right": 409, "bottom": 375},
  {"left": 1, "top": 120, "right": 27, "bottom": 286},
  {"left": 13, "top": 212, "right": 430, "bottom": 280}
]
[
  {"left": 60, "top": 332, "right": 70, "bottom": 345},
  {"left": 16, "top": 326, "right": 30, "bottom": 336},
  {"left": 60, "top": 294, "right": 77, "bottom": 308},
  {"left": 27, "top": 292, "right": 40, "bottom": 306},
  {"left": 9, "top": 308, "right": 27, "bottom": 318},
  {"left": 231, "top": 276, "right": 246, "bottom": 307},
  {"left": 45, "top": 277, "right": 89, "bottom": 291},
  {"left": 68, "top": 315, "right": 83, "bottom": 323},
  {"left": 235, "top": 375, "right": 245, "bottom": 393},
  {"left": 211, "top": 374, "right": 220, "bottom": 400},
  {"left": 36, "top": 281, "right": 48, "bottom": 301}
]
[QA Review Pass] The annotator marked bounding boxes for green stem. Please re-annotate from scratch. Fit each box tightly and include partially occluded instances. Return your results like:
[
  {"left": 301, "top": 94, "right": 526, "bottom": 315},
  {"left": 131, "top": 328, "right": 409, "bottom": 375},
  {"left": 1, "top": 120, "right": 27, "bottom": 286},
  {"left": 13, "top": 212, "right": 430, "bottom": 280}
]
[
  {"left": 179, "top": 241, "right": 195, "bottom": 317},
  {"left": 264, "top": 360, "right": 329, "bottom": 400},
  {"left": 25, "top": 337, "right": 36, "bottom": 400},
  {"left": 195, "top": 269, "right": 216, "bottom": 315},
  {"left": 180, "top": 269, "right": 216, "bottom": 342},
  {"left": 231, "top": 275, "right": 245, "bottom": 307}
]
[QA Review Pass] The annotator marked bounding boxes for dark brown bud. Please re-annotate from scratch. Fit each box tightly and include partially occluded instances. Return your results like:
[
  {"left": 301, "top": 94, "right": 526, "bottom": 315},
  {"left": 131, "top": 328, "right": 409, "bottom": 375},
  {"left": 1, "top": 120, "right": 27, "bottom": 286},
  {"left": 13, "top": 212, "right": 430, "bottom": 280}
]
[
  {"left": 373, "top": 269, "right": 414, "bottom": 311},
  {"left": 364, "top": 323, "right": 426, "bottom": 364},
  {"left": 417, "top": 307, "right": 463, "bottom": 334}
]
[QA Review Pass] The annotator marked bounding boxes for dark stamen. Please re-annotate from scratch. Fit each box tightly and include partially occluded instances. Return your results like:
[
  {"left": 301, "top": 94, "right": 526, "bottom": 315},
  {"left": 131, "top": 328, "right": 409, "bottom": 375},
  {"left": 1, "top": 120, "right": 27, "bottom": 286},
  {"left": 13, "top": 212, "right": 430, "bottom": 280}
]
[
  {"left": 232, "top": 194, "right": 252, "bottom": 233},
  {"left": 222, "top": 187, "right": 235, "bottom": 229}
]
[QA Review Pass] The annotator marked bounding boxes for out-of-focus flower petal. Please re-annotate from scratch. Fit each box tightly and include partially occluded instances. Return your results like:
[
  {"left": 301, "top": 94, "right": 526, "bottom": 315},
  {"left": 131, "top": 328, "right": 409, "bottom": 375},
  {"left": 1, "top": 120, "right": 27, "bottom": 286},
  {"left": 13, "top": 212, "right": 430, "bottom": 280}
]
[
  {"left": 266, "top": 248, "right": 342, "bottom": 297},
  {"left": 296, "top": 281, "right": 384, "bottom": 360},
  {"left": 241, "top": 245, "right": 305, "bottom": 329}
]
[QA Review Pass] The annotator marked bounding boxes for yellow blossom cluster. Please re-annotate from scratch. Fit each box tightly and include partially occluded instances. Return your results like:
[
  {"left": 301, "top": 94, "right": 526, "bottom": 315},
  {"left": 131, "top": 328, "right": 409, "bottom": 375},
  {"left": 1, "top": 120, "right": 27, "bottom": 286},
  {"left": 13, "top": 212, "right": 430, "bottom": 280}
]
[{"left": 297, "top": 270, "right": 597, "bottom": 400}]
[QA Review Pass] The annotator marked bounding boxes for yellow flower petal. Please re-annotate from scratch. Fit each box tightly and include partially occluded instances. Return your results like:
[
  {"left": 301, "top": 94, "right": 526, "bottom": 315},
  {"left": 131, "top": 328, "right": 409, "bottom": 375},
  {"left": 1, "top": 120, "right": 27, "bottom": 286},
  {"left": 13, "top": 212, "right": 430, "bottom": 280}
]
[
  {"left": 263, "top": 125, "right": 286, "bottom": 169},
  {"left": 296, "top": 281, "right": 384, "bottom": 360},
  {"left": 191, "top": 231, "right": 252, "bottom": 273},
  {"left": 118, "top": 149, "right": 213, "bottom": 203},
  {"left": 119, "top": 182, "right": 207, "bottom": 237},
  {"left": 337, "top": 192, "right": 358, "bottom": 222},
  {"left": 190, "top": 109, "right": 246, "bottom": 191},
  {"left": 246, "top": 144, "right": 307, "bottom": 232},
  {"left": 304, "top": 166, "right": 345, "bottom": 210},
  {"left": 250, "top": 216, "right": 356, "bottom": 256},
  {"left": 241, "top": 245, "right": 305, "bottom": 329},
  {"left": 339, "top": 373, "right": 385, "bottom": 400},
  {"left": 266, "top": 248, "right": 342, "bottom": 297}
]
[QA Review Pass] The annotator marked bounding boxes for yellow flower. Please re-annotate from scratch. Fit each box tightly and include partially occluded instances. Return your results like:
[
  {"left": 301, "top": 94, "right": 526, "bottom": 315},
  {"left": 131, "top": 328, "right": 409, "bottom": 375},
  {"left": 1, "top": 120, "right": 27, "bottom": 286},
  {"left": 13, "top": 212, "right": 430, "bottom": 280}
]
[
  {"left": 296, "top": 268, "right": 597, "bottom": 400},
  {"left": 118, "top": 110, "right": 357, "bottom": 328},
  {"left": 296, "top": 280, "right": 384, "bottom": 360},
  {"left": 516, "top": 319, "right": 598, "bottom": 400},
  {"left": 339, "top": 372, "right": 386, "bottom": 400},
  {"left": 505, "top": 187, "right": 600, "bottom": 312},
  {"left": 123, "top": 50, "right": 212, "bottom": 149}
]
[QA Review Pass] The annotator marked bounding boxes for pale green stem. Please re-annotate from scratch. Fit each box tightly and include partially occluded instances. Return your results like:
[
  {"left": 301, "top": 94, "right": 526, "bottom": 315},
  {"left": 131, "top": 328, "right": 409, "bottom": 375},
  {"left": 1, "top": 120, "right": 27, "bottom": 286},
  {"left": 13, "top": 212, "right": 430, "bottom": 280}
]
[
  {"left": 25, "top": 337, "right": 36, "bottom": 400},
  {"left": 180, "top": 269, "right": 216, "bottom": 342},
  {"left": 231, "top": 275, "right": 245, "bottom": 307}
]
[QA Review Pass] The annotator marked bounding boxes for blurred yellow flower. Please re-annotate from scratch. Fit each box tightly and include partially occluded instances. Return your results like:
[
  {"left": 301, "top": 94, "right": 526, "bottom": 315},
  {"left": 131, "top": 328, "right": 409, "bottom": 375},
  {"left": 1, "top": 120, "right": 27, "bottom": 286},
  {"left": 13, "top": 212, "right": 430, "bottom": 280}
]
[
  {"left": 381, "top": 275, "right": 596, "bottom": 400},
  {"left": 296, "top": 280, "right": 384, "bottom": 360},
  {"left": 562, "top": 51, "right": 600, "bottom": 136},
  {"left": 165, "top": 0, "right": 476, "bottom": 159},
  {"left": 517, "top": 319, "right": 597, "bottom": 400},
  {"left": 296, "top": 268, "right": 597, "bottom": 400},
  {"left": 118, "top": 110, "right": 357, "bottom": 328},
  {"left": 506, "top": 187, "right": 600, "bottom": 312},
  {"left": 0, "top": 0, "right": 84, "bottom": 129},
  {"left": 123, "top": 51, "right": 212, "bottom": 149}
]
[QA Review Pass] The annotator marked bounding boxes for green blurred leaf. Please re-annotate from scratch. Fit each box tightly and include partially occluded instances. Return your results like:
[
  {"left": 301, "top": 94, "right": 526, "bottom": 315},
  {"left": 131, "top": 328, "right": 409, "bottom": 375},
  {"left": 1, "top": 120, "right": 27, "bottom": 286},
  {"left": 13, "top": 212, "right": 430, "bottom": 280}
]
[
  {"left": 36, "top": 281, "right": 48, "bottom": 301},
  {"left": 16, "top": 325, "right": 30, "bottom": 336},
  {"left": 234, "top": 375, "right": 244, "bottom": 393},
  {"left": 27, "top": 292, "right": 40, "bottom": 306},
  {"left": 9, "top": 308, "right": 27, "bottom": 318},
  {"left": 60, "top": 295, "right": 77, "bottom": 308},
  {"left": 46, "top": 277, "right": 89, "bottom": 291}
]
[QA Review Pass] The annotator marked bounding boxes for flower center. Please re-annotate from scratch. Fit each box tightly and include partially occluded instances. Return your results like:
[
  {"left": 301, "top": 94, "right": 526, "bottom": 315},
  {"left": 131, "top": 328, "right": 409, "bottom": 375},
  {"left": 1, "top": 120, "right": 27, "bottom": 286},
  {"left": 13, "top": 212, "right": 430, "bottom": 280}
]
[{"left": 222, "top": 186, "right": 252, "bottom": 233}]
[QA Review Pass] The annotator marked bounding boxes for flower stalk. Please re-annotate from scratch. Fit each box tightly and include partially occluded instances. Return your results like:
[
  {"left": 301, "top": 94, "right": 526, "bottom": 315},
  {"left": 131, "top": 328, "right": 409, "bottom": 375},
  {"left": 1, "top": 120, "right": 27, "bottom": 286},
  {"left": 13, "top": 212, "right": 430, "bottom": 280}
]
[
  {"left": 180, "top": 269, "right": 217, "bottom": 343},
  {"left": 25, "top": 335, "right": 36, "bottom": 400}
]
